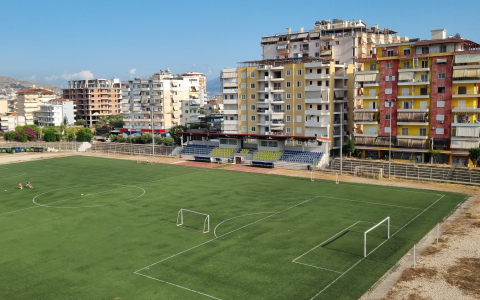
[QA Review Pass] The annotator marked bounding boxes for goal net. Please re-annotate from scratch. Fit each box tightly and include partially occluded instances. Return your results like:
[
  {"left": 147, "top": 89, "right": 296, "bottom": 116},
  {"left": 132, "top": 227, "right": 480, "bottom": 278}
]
[
  {"left": 354, "top": 166, "right": 383, "bottom": 180},
  {"left": 310, "top": 170, "right": 339, "bottom": 184},
  {"left": 364, "top": 217, "right": 390, "bottom": 257},
  {"left": 177, "top": 209, "right": 210, "bottom": 233}
]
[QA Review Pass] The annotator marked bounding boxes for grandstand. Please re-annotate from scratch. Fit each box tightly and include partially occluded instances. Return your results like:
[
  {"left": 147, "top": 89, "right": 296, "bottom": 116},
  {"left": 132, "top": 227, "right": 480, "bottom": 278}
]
[
  {"left": 279, "top": 150, "right": 323, "bottom": 164},
  {"left": 210, "top": 147, "right": 235, "bottom": 158},
  {"left": 253, "top": 150, "right": 282, "bottom": 161},
  {"left": 181, "top": 144, "right": 216, "bottom": 156}
]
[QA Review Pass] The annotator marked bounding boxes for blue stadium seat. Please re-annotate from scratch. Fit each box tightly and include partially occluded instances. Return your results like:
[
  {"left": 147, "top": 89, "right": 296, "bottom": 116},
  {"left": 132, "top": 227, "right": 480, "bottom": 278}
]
[{"left": 278, "top": 150, "right": 323, "bottom": 164}]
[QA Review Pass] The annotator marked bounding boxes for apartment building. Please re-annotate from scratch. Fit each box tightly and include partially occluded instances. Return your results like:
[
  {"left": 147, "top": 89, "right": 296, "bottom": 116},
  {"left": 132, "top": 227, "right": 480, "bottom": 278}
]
[
  {"left": 36, "top": 99, "right": 76, "bottom": 127},
  {"left": 16, "top": 88, "right": 56, "bottom": 124},
  {"left": 0, "top": 99, "right": 8, "bottom": 115},
  {"left": 354, "top": 29, "right": 480, "bottom": 166},
  {"left": 0, "top": 113, "right": 26, "bottom": 132},
  {"left": 221, "top": 57, "right": 354, "bottom": 154},
  {"left": 8, "top": 99, "right": 16, "bottom": 113},
  {"left": 261, "top": 19, "right": 408, "bottom": 66},
  {"left": 120, "top": 69, "right": 204, "bottom": 134},
  {"left": 62, "top": 78, "right": 121, "bottom": 126}
]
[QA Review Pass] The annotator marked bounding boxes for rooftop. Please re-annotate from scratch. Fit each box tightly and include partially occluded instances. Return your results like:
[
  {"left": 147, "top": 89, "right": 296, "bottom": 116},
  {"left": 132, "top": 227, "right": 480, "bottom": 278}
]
[{"left": 16, "top": 88, "right": 55, "bottom": 95}]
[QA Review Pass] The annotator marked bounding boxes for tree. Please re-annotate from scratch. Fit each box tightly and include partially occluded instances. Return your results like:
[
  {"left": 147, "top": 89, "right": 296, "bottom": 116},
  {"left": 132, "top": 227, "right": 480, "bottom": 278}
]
[
  {"left": 63, "top": 116, "right": 68, "bottom": 125},
  {"left": 168, "top": 125, "right": 187, "bottom": 144},
  {"left": 154, "top": 135, "right": 163, "bottom": 145},
  {"left": 76, "top": 128, "right": 94, "bottom": 142},
  {"left": 75, "top": 119, "right": 86, "bottom": 126},
  {"left": 199, "top": 109, "right": 205, "bottom": 114},
  {"left": 15, "top": 125, "right": 39, "bottom": 136},
  {"left": 428, "top": 149, "right": 442, "bottom": 164},
  {"left": 162, "top": 136, "right": 175, "bottom": 146},
  {"left": 3, "top": 131, "right": 16, "bottom": 141},
  {"left": 133, "top": 135, "right": 143, "bottom": 144},
  {"left": 17, "top": 131, "right": 28, "bottom": 142},
  {"left": 43, "top": 127, "right": 60, "bottom": 142},
  {"left": 141, "top": 132, "right": 153, "bottom": 144},
  {"left": 468, "top": 147, "right": 480, "bottom": 167},
  {"left": 22, "top": 128, "right": 37, "bottom": 141},
  {"left": 342, "top": 138, "right": 355, "bottom": 156}
]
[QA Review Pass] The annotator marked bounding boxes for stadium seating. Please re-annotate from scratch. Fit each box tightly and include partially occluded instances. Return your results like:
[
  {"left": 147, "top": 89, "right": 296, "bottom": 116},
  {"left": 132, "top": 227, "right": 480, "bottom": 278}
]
[
  {"left": 210, "top": 147, "right": 235, "bottom": 157},
  {"left": 252, "top": 161, "right": 274, "bottom": 168},
  {"left": 237, "top": 149, "right": 254, "bottom": 154},
  {"left": 181, "top": 144, "right": 216, "bottom": 156},
  {"left": 279, "top": 150, "right": 323, "bottom": 164},
  {"left": 253, "top": 150, "right": 282, "bottom": 161}
]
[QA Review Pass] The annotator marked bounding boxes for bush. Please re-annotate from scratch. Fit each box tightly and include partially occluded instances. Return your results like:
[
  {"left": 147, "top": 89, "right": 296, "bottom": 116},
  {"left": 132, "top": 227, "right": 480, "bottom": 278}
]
[
  {"left": 162, "top": 136, "right": 175, "bottom": 146},
  {"left": 74, "top": 119, "right": 86, "bottom": 126},
  {"left": 17, "top": 132, "right": 28, "bottom": 142},
  {"left": 110, "top": 135, "right": 118, "bottom": 142},
  {"left": 42, "top": 127, "right": 60, "bottom": 142},
  {"left": 117, "top": 135, "right": 126, "bottom": 143},
  {"left": 133, "top": 135, "right": 143, "bottom": 144},
  {"left": 15, "top": 125, "right": 40, "bottom": 136},
  {"left": 141, "top": 133, "right": 153, "bottom": 144},
  {"left": 154, "top": 135, "right": 163, "bottom": 145},
  {"left": 76, "top": 128, "right": 94, "bottom": 142},
  {"left": 4, "top": 131, "right": 16, "bottom": 141},
  {"left": 22, "top": 128, "right": 37, "bottom": 141}
]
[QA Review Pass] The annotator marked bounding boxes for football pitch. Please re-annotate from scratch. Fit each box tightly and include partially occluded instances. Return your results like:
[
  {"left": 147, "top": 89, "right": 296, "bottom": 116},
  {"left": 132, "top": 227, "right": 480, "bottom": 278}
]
[{"left": 0, "top": 156, "right": 466, "bottom": 300}]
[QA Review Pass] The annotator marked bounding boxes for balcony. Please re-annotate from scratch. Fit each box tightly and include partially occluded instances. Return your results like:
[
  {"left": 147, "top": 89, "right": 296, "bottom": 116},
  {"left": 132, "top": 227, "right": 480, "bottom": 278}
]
[
  {"left": 452, "top": 92, "right": 479, "bottom": 98},
  {"left": 397, "top": 108, "right": 429, "bottom": 113},
  {"left": 398, "top": 79, "right": 430, "bottom": 86},
  {"left": 222, "top": 110, "right": 238, "bottom": 115},
  {"left": 397, "top": 93, "right": 429, "bottom": 99},
  {"left": 305, "top": 97, "right": 329, "bottom": 104},
  {"left": 305, "top": 86, "right": 325, "bottom": 92},
  {"left": 320, "top": 50, "right": 332, "bottom": 56},
  {"left": 223, "top": 120, "right": 239, "bottom": 125},
  {"left": 353, "top": 112, "right": 378, "bottom": 124},
  {"left": 353, "top": 108, "right": 379, "bottom": 113},
  {"left": 398, "top": 67, "right": 429, "bottom": 72},
  {"left": 305, "top": 73, "right": 329, "bottom": 80},
  {"left": 354, "top": 93, "right": 378, "bottom": 100},
  {"left": 452, "top": 106, "right": 480, "bottom": 113},
  {"left": 354, "top": 131, "right": 379, "bottom": 137},
  {"left": 223, "top": 99, "right": 238, "bottom": 105},
  {"left": 305, "top": 121, "right": 327, "bottom": 128},
  {"left": 305, "top": 109, "right": 329, "bottom": 116},
  {"left": 223, "top": 88, "right": 238, "bottom": 94}
]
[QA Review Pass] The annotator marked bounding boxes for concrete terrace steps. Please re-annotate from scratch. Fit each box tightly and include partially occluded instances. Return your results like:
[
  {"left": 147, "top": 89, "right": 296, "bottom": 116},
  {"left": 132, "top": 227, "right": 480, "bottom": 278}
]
[{"left": 329, "top": 158, "right": 480, "bottom": 185}]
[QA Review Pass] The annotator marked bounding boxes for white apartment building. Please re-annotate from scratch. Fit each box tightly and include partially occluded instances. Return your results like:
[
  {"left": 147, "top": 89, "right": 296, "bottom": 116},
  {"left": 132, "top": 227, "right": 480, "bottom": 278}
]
[
  {"left": 220, "top": 68, "right": 239, "bottom": 133},
  {"left": 36, "top": 99, "right": 76, "bottom": 127},
  {"left": 16, "top": 88, "right": 56, "bottom": 124},
  {"left": 0, "top": 114, "right": 26, "bottom": 132},
  {"left": 121, "top": 69, "right": 205, "bottom": 134}
]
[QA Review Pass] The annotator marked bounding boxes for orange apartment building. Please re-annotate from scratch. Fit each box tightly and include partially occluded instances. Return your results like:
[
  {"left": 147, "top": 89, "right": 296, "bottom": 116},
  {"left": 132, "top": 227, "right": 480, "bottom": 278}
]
[{"left": 62, "top": 78, "right": 121, "bottom": 126}]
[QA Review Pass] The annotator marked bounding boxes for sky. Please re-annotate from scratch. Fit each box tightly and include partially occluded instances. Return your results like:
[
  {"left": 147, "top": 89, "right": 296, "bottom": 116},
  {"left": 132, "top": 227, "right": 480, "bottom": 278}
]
[{"left": 1, "top": 0, "right": 479, "bottom": 87}]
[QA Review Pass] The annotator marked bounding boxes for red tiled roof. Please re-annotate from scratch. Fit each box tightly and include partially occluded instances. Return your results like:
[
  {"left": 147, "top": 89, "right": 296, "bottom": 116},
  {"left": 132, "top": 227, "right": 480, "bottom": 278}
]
[{"left": 16, "top": 88, "right": 55, "bottom": 95}]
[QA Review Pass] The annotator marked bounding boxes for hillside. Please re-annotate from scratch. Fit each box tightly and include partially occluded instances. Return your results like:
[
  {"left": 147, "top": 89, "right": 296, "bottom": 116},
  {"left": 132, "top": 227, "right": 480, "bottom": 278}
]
[
  {"left": 0, "top": 75, "right": 62, "bottom": 94},
  {"left": 206, "top": 77, "right": 221, "bottom": 96}
]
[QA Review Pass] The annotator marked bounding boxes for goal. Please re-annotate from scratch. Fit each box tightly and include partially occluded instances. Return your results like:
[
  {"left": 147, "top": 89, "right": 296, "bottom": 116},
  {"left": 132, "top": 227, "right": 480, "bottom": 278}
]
[
  {"left": 364, "top": 217, "right": 390, "bottom": 257},
  {"left": 177, "top": 209, "right": 210, "bottom": 233},
  {"left": 136, "top": 150, "right": 145, "bottom": 163},
  {"left": 310, "top": 170, "right": 339, "bottom": 184},
  {"left": 354, "top": 166, "right": 383, "bottom": 180}
]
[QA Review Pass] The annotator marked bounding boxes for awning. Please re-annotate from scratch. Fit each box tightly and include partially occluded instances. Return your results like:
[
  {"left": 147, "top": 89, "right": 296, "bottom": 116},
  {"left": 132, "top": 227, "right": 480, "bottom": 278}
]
[
  {"left": 334, "top": 91, "right": 344, "bottom": 98},
  {"left": 399, "top": 72, "right": 414, "bottom": 81},
  {"left": 297, "top": 33, "right": 309, "bottom": 39},
  {"left": 455, "top": 53, "right": 480, "bottom": 63},
  {"left": 375, "top": 137, "right": 396, "bottom": 146},
  {"left": 453, "top": 69, "right": 465, "bottom": 78},
  {"left": 355, "top": 74, "right": 377, "bottom": 82},
  {"left": 354, "top": 137, "right": 376, "bottom": 145},
  {"left": 121, "top": 99, "right": 129, "bottom": 103},
  {"left": 321, "top": 90, "right": 329, "bottom": 101},
  {"left": 261, "top": 36, "right": 280, "bottom": 43},
  {"left": 465, "top": 69, "right": 480, "bottom": 77},
  {"left": 355, "top": 74, "right": 365, "bottom": 81},
  {"left": 451, "top": 140, "right": 479, "bottom": 149},
  {"left": 309, "top": 32, "right": 320, "bottom": 38},
  {"left": 436, "top": 58, "right": 447, "bottom": 63},
  {"left": 433, "top": 139, "right": 449, "bottom": 147},
  {"left": 455, "top": 127, "right": 480, "bottom": 137}
]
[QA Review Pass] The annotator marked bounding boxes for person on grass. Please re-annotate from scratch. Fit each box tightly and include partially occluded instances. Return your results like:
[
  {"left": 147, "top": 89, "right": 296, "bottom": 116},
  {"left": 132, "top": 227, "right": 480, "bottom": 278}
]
[
  {"left": 18, "top": 183, "right": 22, "bottom": 190},
  {"left": 26, "top": 181, "right": 33, "bottom": 189},
  {"left": 146, "top": 159, "right": 149, "bottom": 165}
]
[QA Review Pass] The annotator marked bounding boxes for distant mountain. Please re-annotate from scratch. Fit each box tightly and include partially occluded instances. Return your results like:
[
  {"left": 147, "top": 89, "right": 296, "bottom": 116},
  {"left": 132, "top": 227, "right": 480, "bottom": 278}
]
[
  {"left": 206, "top": 77, "right": 221, "bottom": 96},
  {"left": 0, "top": 75, "right": 62, "bottom": 95}
]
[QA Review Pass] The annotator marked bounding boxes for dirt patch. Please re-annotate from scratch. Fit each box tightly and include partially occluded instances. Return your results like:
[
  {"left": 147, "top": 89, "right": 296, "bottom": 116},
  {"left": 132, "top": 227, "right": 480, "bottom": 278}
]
[
  {"left": 175, "top": 161, "right": 220, "bottom": 168},
  {"left": 421, "top": 237, "right": 449, "bottom": 256},
  {"left": 221, "top": 165, "right": 274, "bottom": 174},
  {"left": 397, "top": 268, "right": 438, "bottom": 283},
  {"left": 444, "top": 258, "right": 480, "bottom": 297}
]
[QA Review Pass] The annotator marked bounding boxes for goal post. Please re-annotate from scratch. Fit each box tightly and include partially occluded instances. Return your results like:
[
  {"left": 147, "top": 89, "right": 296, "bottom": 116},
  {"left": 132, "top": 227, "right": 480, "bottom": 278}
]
[
  {"left": 354, "top": 166, "right": 383, "bottom": 180},
  {"left": 176, "top": 209, "right": 210, "bottom": 233},
  {"left": 136, "top": 150, "right": 145, "bottom": 163},
  {"left": 364, "top": 217, "right": 390, "bottom": 257}
]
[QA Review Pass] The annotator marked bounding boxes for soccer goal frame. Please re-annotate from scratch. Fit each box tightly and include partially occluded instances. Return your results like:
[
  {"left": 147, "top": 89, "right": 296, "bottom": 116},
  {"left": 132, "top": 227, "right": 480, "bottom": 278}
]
[
  {"left": 364, "top": 217, "right": 390, "bottom": 257},
  {"left": 311, "top": 170, "right": 338, "bottom": 184},
  {"left": 354, "top": 166, "right": 383, "bottom": 180},
  {"left": 176, "top": 209, "right": 210, "bottom": 234},
  {"left": 136, "top": 150, "right": 145, "bottom": 163}
]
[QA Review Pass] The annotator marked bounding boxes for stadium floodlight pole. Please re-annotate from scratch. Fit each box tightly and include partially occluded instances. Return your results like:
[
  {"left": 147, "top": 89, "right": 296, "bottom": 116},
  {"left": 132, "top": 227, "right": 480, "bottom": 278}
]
[
  {"left": 340, "top": 104, "right": 343, "bottom": 175},
  {"left": 151, "top": 103, "right": 155, "bottom": 161}
]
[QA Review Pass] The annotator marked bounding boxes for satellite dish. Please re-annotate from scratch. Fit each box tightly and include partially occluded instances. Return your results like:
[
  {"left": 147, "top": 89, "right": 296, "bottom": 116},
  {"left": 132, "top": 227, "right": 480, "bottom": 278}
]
[{"left": 454, "top": 33, "right": 461, "bottom": 38}]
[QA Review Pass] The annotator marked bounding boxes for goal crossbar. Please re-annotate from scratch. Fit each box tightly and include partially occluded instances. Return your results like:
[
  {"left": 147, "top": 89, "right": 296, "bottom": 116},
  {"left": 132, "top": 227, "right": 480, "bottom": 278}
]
[
  {"left": 364, "top": 217, "right": 390, "bottom": 257},
  {"left": 354, "top": 166, "right": 383, "bottom": 179},
  {"left": 176, "top": 209, "right": 210, "bottom": 233}
]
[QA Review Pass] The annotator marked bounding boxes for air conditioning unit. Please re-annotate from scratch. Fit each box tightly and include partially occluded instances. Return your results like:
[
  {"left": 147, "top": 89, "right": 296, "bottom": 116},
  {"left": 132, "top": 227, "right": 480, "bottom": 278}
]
[
  {"left": 431, "top": 127, "right": 435, "bottom": 130},
  {"left": 410, "top": 45, "right": 414, "bottom": 48},
  {"left": 439, "top": 121, "right": 444, "bottom": 124},
  {"left": 383, "top": 47, "right": 387, "bottom": 50}
]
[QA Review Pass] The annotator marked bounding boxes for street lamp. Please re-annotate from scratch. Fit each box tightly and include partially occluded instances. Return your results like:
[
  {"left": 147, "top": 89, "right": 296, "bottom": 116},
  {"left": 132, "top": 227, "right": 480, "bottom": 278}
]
[
  {"left": 387, "top": 98, "right": 396, "bottom": 178},
  {"left": 150, "top": 102, "right": 155, "bottom": 162}
]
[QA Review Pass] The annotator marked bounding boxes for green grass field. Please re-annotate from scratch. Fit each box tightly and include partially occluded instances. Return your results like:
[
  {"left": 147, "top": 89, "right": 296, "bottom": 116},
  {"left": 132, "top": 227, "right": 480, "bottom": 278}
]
[{"left": 0, "top": 156, "right": 466, "bottom": 300}]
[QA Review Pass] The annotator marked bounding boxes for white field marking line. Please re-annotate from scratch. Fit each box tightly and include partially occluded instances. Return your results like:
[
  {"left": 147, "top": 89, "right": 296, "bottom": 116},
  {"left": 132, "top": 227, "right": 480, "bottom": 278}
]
[
  {"left": 317, "top": 195, "right": 423, "bottom": 210},
  {"left": 291, "top": 222, "right": 360, "bottom": 274},
  {"left": 133, "top": 272, "right": 225, "bottom": 300},
  {"left": 33, "top": 186, "right": 131, "bottom": 207},
  {"left": 311, "top": 193, "right": 445, "bottom": 299},
  {"left": 213, "top": 212, "right": 276, "bottom": 238},
  {"left": 135, "top": 196, "right": 319, "bottom": 273},
  {"left": 0, "top": 172, "right": 27, "bottom": 180},
  {"left": 132, "top": 170, "right": 210, "bottom": 187}
]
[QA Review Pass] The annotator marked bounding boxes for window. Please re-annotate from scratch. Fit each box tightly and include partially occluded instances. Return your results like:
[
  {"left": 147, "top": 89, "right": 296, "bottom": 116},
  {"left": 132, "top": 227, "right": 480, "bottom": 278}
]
[
  {"left": 421, "top": 60, "right": 428, "bottom": 68},
  {"left": 403, "top": 61, "right": 411, "bottom": 69},
  {"left": 335, "top": 60, "right": 340, "bottom": 64},
  {"left": 250, "top": 83, "right": 255, "bottom": 89},
  {"left": 296, "top": 116, "right": 302, "bottom": 122},
  {"left": 241, "top": 126, "right": 247, "bottom": 132},
  {"left": 286, "top": 104, "right": 291, "bottom": 111},
  {"left": 403, "top": 48, "right": 411, "bottom": 56},
  {"left": 420, "top": 74, "right": 428, "bottom": 82},
  {"left": 437, "top": 101, "right": 445, "bottom": 107},
  {"left": 370, "top": 64, "right": 377, "bottom": 71},
  {"left": 317, "top": 81, "right": 322, "bottom": 86},
  {"left": 436, "top": 128, "right": 444, "bottom": 135},
  {"left": 286, "top": 70, "right": 291, "bottom": 76},
  {"left": 421, "top": 47, "right": 429, "bottom": 54},
  {"left": 241, "top": 72, "right": 246, "bottom": 78},
  {"left": 286, "top": 93, "right": 291, "bottom": 99},
  {"left": 385, "top": 114, "right": 391, "bottom": 120},
  {"left": 284, "top": 55, "right": 288, "bottom": 59},
  {"left": 296, "top": 93, "right": 302, "bottom": 99},
  {"left": 241, "top": 83, "right": 246, "bottom": 89},
  {"left": 293, "top": 45, "right": 297, "bottom": 49},
  {"left": 420, "top": 88, "right": 428, "bottom": 95},
  {"left": 286, "top": 115, "right": 291, "bottom": 122},
  {"left": 286, "top": 81, "right": 291, "bottom": 88},
  {"left": 296, "top": 81, "right": 302, "bottom": 87},
  {"left": 440, "top": 45, "right": 447, "bottom": 53},
  {"left": 285, "top": 127, "right": 291, "bottom": 133},
  {"left": 385, "top": 127, "right": 391, "bottom": 133},
  {"left": 241, "top": 105, "right": 246, "bottom": 110},
  {"left": 250, "top": 105, "right": 256, "bottom": 110},
  {"left": 251, "top": 126, "right": 256, "bottom": 132},
  {"left": 458, "top": 86, "right": 467, "bottom": 94},
  {"left": 402, "top": 128, "right": 409, "bottom": 135},
  {"left": 250, "top": 72, "right": 255, "bottom": 78},
  {"left": 297, "top": 140, "right": 303, "bottom": 145},
  {"left": 385, "top": 88, "right": 392, "bottom": 95},
  {"left": 437, "top": 87, "right": 445, "bottom": 93},
  {"left": 386, "top": 76, "right": 396, "bottom": 81},
  {"left": 436, "top": 115, "right": 445, "bottom": 121},
  {"left": 297, "top": 104, "right": 302, "bottom": 111},
  {"left": 335, "top": 40, "right": 339, "bottom": 45},
  {"left": 385, "top": 101, "right": 394, "bottom": 108},
  {"left": 386, "top": 63, "right": 393, "bottom": 69},
  {"left": 387, "top": 49, "right": 394, "bottom": 57},
  {"left": 315, "top": 42, "right": 319, "bottom": 47},
  {"left": 317, "top": 69, "right": 322, "bottom": 74},
  {"left": 241, "top": 115, "right": 246, "bottom": 121},
  {"left": 297, "top": 69, "right": 302, "bottom": 76},
  {"left": 315, "top": 52, "right": 319, "bottom": 57},
  {"left": 420, "top": 128, "right": 427, "bottom": 136},
  {"left": 185, "top": 110, "right": 188, "bottom": 113},
  {"left": 438, "top": 73, "right": 446, "bottom": 79},
  {"left": 296, "top": 127, "right": 302, "bottom": 134},
  {"left": 241, "top": 94, "right": 246, "bottom": 100},
  {"left": 250, "top": 94, "right": 256, "bottom": 100},
  {"left": 251, "top": 115, "right": 256, "bottom": 121},
  {"left": 276, "top": 56, "right": 279, "bottom": 59},
  {"left": 402, "top": 101, "right": 412, "bottom": 109}
]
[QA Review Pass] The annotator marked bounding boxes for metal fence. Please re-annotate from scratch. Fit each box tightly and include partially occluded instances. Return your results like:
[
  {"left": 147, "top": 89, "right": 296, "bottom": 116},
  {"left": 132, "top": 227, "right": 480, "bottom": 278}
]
[
  {"left": 0, "top": 142, "right": 77, "bottom": 151},
  {"left": 91, "top": 143, "right": 176, "bottom": 157}
]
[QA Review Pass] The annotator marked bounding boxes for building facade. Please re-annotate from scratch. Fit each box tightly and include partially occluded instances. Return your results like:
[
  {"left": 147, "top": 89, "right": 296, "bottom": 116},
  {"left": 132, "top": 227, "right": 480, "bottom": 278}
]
[
  {"left": 221, "top": 57, "right": 354, "bottom": 154},
  {"left": 121, "top": 69, "right": 205, "bottom": 134},
  {"left": 36, "top": 99, "right": 76, "bottom": 127},
  {"left": 62, "top": 78, "right": 121, "bottom": 126},
  {"left": 0, "top": 113, "right": 26, "bottom": 132},
  {"left": 354, "top": 29, "right": 480, "bottom": 166},
  {"left": 16, "top": 88, "right": 56, "bottom": 124}
]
